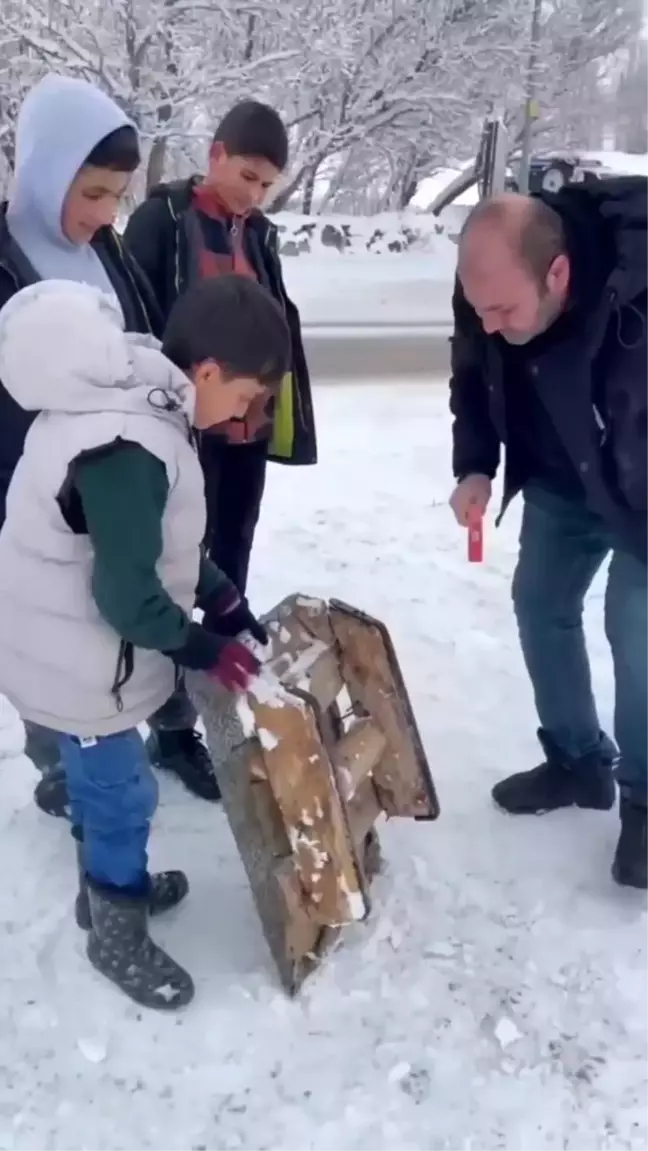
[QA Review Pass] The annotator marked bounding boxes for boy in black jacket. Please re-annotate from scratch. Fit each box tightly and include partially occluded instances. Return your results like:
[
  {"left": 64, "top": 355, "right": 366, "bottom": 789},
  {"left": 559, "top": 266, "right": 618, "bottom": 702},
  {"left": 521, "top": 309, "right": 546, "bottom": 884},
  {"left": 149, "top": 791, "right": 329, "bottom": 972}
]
[
  {"left": 124, "top": 100, "right": 317, "bottom": 801},
  {"left": 124, "top": 100, "right": 317, "bottom": 589}
]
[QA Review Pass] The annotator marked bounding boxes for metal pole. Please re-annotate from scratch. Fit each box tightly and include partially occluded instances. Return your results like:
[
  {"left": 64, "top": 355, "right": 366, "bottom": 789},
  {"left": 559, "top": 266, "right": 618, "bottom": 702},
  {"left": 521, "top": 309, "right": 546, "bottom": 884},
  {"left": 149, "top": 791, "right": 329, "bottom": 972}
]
[{"left": 517, "top": 0, "right": 542, "bottom": 194}]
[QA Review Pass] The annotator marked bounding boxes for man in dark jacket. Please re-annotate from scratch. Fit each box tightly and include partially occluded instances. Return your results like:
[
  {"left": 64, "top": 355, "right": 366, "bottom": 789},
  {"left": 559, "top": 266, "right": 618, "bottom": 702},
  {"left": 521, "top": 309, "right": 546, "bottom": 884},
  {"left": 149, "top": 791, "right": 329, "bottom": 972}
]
[
  {"left": 449, "top": 179, "right": 647, "bottom": 889},
  {"left": 123, "top": 98, "right": 317, "bottom": 788},
  {"left": 0, "top": 74, "right": 219, "bottom": 813}
]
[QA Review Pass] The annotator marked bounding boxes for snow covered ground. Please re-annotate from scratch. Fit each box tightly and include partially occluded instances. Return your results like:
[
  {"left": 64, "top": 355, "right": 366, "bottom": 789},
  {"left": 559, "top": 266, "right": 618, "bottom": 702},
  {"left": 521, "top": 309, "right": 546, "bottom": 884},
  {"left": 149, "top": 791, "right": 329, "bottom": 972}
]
[{"left": 0, "top": 383, "right": 646, "bottom": 1151}]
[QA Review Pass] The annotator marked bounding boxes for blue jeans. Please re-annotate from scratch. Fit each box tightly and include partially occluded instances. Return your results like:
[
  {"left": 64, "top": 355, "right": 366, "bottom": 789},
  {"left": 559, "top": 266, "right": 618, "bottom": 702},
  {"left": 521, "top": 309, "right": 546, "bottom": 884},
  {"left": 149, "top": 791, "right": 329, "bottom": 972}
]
[
  {"left": 512, "top": 486, "right": 647, "bottom": 799},
  {"left": 58, "top": 729, "right": 158, "bottom": 891}
]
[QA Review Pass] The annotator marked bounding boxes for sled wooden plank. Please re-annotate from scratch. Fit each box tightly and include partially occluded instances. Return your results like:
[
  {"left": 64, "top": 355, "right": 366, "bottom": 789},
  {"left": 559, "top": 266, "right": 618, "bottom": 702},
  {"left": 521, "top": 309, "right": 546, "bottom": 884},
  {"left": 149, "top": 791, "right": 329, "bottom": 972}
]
[
  {"left": 329, "top": 603, "right": 439, "bottom": 819},
  {"left": 332, "top": 718, "right": 387, "bottom": 799},
  {"left": 279, "top": 645, "right": 345, "bottom": 714},
  {"left": 186, "top": 670, "right": 322, "bottom": 994},
  {"left": 347, "top": 776, "right": 384, "bottom": 845},
  {"left": 266, "top": 595, "right": 332, "bottom": 667},
  {"left": 250, "top": 693, "right": 367, "bottom": 928}
]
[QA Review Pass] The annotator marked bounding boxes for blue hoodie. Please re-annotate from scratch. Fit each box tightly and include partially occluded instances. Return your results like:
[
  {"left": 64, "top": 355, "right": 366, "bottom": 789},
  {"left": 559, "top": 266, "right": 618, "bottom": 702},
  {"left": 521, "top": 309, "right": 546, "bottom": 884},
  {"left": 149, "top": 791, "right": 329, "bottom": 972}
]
[{"left": 7, "top": 74, "right": 134, "bottom": 295}]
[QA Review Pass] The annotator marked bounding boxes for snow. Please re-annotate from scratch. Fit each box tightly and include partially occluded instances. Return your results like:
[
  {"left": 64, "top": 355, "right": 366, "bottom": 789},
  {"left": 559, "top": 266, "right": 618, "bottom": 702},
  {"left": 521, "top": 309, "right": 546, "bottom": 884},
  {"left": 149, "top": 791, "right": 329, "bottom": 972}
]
[
  {"left": 284, "top": 254, "right": 455, "bottom": 329},
  {"left": 580, "top": 151, "right": 648, "bottom": 177},
  {"left": 412, "top": 166, "right": 479, "bottom": 211},
  {"left": 272, "top": 211, "right": 458, "bottom": 329},
  {"left": 0, "top": 382, "right": 646, "bottom": 1151}
]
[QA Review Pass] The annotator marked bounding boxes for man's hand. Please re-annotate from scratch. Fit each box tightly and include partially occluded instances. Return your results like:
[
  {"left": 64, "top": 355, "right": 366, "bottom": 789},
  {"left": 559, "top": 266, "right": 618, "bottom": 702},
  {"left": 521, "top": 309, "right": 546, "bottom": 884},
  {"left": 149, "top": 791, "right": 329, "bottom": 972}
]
[{"left": 450, "top": 474, "right": 492, "bottom": 527}]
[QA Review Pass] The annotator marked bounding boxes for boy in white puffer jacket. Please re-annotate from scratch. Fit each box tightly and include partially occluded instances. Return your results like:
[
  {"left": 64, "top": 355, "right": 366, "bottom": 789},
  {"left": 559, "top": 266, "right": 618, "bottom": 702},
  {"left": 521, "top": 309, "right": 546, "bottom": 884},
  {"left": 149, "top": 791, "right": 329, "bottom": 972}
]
[{"left": 0, "top": 273, "right": 289, "bottom": 1009}]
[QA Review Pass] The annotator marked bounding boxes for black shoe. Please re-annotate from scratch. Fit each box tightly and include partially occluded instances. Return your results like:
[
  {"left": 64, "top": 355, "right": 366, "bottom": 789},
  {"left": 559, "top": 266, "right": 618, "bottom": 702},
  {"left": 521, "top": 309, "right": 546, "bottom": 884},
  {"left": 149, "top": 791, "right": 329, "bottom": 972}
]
[
  {"left": 74, "top": 839, "right": 190, "bottom": 929},
  {"left": 24, "top": 723, "right": 63, "bottom": 773},
  {"left": 492, "top": 729, "right": 616, "bottom": 815},
  {"left": 612, "top": 796, "right": 647, "bottom": 890},
  {"left": 86, "top": 881, "right": 195, "bottom": 1010},
  {"left": 146, "top": 728, "right": 221, "bottom": 802},
  {"left": 33, "top": 767, "right": 71, "bottom": 820}
]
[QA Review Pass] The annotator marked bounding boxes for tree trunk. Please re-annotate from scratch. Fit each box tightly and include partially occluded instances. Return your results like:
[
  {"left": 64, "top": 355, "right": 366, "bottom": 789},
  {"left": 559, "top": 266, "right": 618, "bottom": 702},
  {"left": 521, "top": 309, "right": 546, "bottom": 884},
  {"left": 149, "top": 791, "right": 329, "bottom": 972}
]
[
  {"left": 267, "top": 163, "right": 310, "bottom": 212},
  {"left": 301, "top": 159, "right": 321, "bottom": 214},
  {"left": 146, "top": 137, "right": 168, "bottom": 192}
]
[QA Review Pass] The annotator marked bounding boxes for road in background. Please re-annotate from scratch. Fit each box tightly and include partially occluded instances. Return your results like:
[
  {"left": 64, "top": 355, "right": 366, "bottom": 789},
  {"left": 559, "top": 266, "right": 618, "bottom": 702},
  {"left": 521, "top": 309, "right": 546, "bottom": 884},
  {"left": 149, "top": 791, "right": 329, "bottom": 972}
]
[{"left": 303, "top": 324, "right": 451, "bottom": 380}]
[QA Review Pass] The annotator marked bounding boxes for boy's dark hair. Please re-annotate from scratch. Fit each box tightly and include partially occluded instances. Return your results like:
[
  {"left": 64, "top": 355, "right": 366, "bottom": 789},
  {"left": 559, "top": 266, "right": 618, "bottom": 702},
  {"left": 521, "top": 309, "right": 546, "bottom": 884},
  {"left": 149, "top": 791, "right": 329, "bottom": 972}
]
[
  {"left": 162, "top": 274, "right": 291, "bottom": 387},
  {"left": 213, "top": 100, "right": 288, "bottom": 172},
  {"left": 85, "top": 125, "right": 140, "bottom": 173}
]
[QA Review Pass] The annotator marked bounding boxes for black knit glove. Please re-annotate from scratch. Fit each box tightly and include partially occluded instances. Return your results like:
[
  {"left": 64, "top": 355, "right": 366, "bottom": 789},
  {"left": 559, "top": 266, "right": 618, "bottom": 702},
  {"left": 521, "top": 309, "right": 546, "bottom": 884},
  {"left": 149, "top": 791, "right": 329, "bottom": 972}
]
[{"left": 203, "top": 586, "right": 268, "bottom": 646}]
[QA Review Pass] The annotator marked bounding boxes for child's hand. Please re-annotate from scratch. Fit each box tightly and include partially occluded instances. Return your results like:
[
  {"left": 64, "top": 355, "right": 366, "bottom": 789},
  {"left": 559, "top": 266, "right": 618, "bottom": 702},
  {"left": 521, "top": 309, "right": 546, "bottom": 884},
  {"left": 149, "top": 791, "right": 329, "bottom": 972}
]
[
  {"left": 204, "top": 587, "right": 268, "bottom": 646},
  {"left": 207, "top": 638, "right": 261, "bottom": 692}
]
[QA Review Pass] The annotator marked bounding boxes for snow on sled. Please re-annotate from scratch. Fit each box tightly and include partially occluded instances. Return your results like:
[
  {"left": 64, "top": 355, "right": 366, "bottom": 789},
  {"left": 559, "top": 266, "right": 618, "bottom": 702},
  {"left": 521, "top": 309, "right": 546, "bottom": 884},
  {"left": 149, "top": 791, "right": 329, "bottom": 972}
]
[{"left": 187, "top": 594, "right": 439, "bottom": 995}]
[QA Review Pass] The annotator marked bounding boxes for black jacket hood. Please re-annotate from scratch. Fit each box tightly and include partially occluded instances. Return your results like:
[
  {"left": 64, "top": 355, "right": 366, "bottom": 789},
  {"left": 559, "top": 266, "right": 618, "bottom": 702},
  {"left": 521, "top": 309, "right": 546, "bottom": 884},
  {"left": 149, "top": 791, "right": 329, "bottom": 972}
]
[{"left": 543, "top": 176, "right": 647, "bottom": 307}]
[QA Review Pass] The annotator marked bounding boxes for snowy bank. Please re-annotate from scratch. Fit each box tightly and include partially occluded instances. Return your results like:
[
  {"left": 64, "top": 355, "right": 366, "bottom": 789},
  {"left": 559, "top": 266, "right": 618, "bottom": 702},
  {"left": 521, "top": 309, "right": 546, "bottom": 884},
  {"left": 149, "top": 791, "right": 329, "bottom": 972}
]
[{"left": 270, "top": 210, "right": 460, "bottom": 260}]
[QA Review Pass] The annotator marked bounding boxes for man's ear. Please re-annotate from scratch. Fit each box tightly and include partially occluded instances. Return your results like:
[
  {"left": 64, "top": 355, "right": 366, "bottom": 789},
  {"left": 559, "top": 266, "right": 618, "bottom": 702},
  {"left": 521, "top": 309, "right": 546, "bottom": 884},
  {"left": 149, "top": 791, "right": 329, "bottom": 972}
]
[
  {"left": 547, "top": 252, "right": 570, "bottom": 296},
  {"left": 209, "top": 141, "right": 224, "bottom": 163}
]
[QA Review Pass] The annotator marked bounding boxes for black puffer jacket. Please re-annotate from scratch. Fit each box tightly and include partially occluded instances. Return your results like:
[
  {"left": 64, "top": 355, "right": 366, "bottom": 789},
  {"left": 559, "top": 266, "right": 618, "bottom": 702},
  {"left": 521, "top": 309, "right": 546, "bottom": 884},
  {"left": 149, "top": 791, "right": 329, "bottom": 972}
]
[
  {"left": 450, "top": 177, "right": 647, "bottom": 561},
  {"left": 123, "top": 178, "right": 317, "bottom": 467},
  {"left": 0, "top": 209, "right": 163, "bottom": 525}
]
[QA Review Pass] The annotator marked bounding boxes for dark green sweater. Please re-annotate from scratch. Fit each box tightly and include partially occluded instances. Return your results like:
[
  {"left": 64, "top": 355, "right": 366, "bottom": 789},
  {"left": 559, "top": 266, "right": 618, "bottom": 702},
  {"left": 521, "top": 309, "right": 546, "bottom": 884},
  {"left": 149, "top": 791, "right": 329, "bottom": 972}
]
[{"left": 71, "top": 439, "right": 230, "bottom": 659}]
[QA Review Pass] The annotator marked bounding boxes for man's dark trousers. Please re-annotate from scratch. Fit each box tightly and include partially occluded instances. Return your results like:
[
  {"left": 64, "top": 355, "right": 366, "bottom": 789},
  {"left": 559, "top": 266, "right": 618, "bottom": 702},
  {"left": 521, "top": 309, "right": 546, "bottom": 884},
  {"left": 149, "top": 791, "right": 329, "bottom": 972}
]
[{"left": 512, "top": 485, "right": 647, "bottom": 802}]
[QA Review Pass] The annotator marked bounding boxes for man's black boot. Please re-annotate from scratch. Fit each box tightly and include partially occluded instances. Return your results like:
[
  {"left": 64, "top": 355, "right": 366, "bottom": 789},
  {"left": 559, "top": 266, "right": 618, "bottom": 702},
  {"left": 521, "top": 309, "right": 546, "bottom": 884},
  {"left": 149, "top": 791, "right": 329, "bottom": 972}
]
[
  {"left": 612, "top": 795, "right": 647, "bottom": 890},
  {"left": 86, "top": 881, "right": 195, "bottom": 1010},
  {"left": 146, "top": 728, "right": 221, "bottom": 802},
  {"left": 492, "top": 729, "right": 616, "bottom": 815}
]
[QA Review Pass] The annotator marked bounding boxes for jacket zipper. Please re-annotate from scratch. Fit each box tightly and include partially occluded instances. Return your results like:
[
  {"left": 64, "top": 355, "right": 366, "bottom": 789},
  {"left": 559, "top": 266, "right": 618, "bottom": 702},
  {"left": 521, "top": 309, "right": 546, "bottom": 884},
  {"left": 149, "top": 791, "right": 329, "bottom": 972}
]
[
  {"left": 169, "top": 199, "right": 182, "bottom": 295},
  {"left": 112, "top": 233, "right": 156, "bottom": 335},
  {"left": 111, "top": 639, "right": 134, "bottom": 712}
]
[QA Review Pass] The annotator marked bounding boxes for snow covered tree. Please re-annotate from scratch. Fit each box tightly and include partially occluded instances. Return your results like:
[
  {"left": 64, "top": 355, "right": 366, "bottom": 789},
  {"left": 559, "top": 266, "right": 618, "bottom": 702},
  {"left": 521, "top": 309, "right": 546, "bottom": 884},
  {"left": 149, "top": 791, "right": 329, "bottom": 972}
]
[{"left": 0, "top": 0, "right": 642, "bottom": 206}]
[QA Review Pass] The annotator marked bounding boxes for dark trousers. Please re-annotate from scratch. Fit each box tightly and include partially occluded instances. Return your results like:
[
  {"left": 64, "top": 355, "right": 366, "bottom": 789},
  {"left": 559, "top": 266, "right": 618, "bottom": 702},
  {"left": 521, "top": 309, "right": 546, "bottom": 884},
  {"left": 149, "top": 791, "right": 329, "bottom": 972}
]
[
  {"left": 149, "top": 437, "right": 268, "bottom": 733},
  {"left": 512, "top": 486, "right": 647, "bottom": 799},
  {"left": 200, "top": 436, "right": 268, "bottom": 592}
]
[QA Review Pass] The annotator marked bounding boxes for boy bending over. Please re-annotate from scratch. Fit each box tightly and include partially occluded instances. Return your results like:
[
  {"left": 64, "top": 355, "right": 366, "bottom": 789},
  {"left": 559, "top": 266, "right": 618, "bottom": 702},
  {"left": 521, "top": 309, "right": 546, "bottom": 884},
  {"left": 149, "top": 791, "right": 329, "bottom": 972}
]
[{"left": 0, "top": 273, "right": 289, "bottom": 1010}]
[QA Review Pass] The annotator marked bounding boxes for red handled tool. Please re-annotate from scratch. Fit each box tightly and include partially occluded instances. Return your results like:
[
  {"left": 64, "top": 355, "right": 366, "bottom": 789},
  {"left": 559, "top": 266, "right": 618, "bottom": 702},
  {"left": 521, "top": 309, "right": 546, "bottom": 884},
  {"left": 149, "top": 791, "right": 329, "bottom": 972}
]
[{"left": 467, "top": 507, "right": 484, "bottom": 563}]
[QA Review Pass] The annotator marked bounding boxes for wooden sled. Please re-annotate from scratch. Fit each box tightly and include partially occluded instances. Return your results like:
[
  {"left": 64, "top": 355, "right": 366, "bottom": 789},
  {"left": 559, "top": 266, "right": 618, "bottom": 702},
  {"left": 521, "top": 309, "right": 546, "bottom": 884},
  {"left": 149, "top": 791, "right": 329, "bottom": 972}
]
[{"left": 187, "top": 594, "right": 439, "bottom": 995}]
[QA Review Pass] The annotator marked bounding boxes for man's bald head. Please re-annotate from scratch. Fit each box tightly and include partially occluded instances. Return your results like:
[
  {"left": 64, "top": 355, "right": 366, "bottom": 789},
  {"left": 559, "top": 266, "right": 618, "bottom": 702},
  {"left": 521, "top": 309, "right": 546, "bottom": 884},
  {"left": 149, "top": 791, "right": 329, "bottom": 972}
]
[
  {"left": 459, "top": 193, "right": 566, "bottom": 284},
  {"left": 457, "top": 193, "right": 570, "bottom": 344}
]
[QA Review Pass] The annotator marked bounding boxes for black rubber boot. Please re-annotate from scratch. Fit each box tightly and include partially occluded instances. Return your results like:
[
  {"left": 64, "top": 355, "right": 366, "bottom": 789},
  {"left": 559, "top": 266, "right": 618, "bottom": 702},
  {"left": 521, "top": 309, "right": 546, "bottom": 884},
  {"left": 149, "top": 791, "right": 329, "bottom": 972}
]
[
  {"left": 86, "top": 881, "right": 195, "bottom": 1010},
  {"left": 146, "top": 728, "right": 221, "bottom": 802},
  {"left": 74, "top": 838, "right": 190, "bottom": 930},
  {"left": 612, "top": 796, "right": 647, "bottom": 890},
  {"left": 492, "top": 729, "right": 616, "bottom": 815},
  {"left": 33, "top": 767, "right": 71, "bottom": 819}
]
